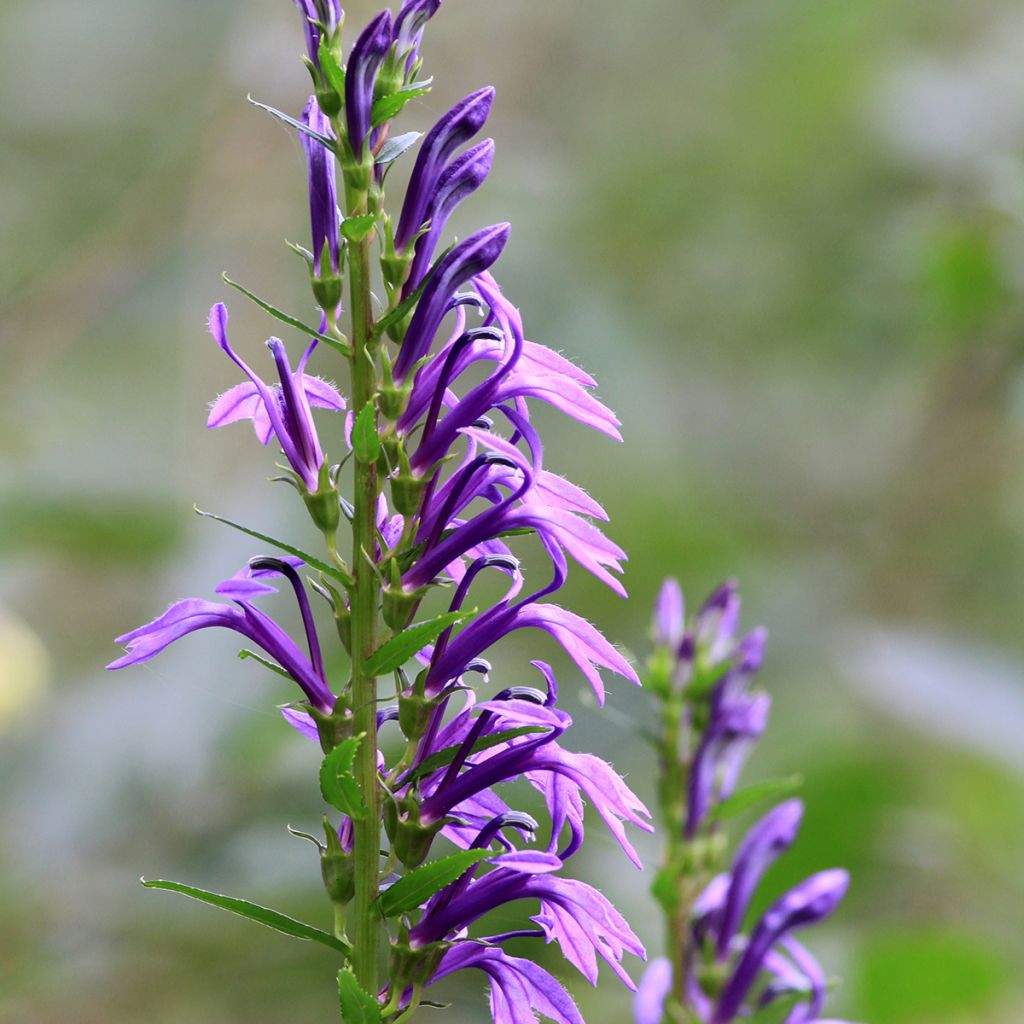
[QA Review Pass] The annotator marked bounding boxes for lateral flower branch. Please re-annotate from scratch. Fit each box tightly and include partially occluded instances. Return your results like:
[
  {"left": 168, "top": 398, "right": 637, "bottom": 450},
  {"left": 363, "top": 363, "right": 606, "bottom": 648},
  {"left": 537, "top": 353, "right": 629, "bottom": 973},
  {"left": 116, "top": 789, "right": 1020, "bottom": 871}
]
[
  {"left": 634, "top": 580, "right": 857, "bottom": 1024},
  {"left": 110, "top": 2, "right": 649, "bottom": 1021}
]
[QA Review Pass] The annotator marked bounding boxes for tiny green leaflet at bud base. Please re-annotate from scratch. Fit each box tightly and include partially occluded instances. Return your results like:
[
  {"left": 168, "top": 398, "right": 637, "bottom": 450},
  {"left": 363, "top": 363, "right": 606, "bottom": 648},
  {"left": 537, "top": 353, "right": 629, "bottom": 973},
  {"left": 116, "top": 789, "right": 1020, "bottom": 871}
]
[
  {"left": 315, "top": 38, "right": 346, "bottom": 109},
  {"left": 341, "top": 212, "right": 380, "bottom": 243},
  {"left": 311, "top": 239, "right": 344, "bottom": 310},
  {"left": 352, "top": 401, "right": 381, "bottom": 464},
  {"left": 308, "top": 696, "right": 354, "bottom": 754},
  {"left": 398, "top": 681, "right": 439, "bottom": 741},
  {"left": 390, "top": 470, "right": 427, "bottom": 517},
  {"left": 374, "top": 51, "right": 405, "bottom": 105},
  {"left": 383, "top": 578, "right": 427, "bottom": 633},
  {"left": 334, "top": 599, "right": 352, "bottom": 653},
  {"left": 388, "top": 938, "right": 448, "bottom": 997},
  {"left": 321, "top": 816, "right": 355, "bottom": 905},
  {"left": 302, "top": 461, "right": 341, "bottom": 535},
  {"left": 391, "top": 796, "right": 445, "bottom": 868}
]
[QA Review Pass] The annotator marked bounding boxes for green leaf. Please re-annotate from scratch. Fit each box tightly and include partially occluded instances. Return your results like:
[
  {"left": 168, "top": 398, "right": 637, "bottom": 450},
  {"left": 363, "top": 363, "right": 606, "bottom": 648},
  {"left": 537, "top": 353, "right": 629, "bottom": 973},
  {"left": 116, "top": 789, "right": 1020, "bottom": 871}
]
[
  {"left": 352, "top": 402, "right": 381, "bottom": 464},
  {"left": 376, "top": 850, "right": 489, "bottom": 918},
  {"left": 248, "top": 95, "right": 336, "bottom": 149},
  {"left": 338, "top": 968, "right": 381, "bottom": 1024},
  {"left": 222, "top": 274, "right": 349, "bottom": 355},
  {"left": 400, "top": 726, "right": 548, "bottom": 787},
  {"left": 318, "top": 43, "right": 346, "bottom": 99},
  {"left": 707, "top": 774, "right": 803, "bottom": 824},
  {"left": 238, "top": 648, "right": 293, "bottom": 681},
  {"left": 363, "top": 610, "right": 475, "bottom": 676},
  {"left": 371, "top": 79, "right": 433, "bottom": 127},
  {"left": 375, "top": 131, "right": 422, "bottom": 166},
  {"left": 750, "top": 991, "right": 805, "bottom": 1024},
  {"left": 341, "top": 213, "right": 380, "bottom": 243},
  {"left": 194, "top": 507, "right": 353, "bottom": 587},
  {"left": 320, "top": 734, "right": 367, "bottom": 819},
  {"left": 141, "top": 878, "right": 350, "bottom": 954}
]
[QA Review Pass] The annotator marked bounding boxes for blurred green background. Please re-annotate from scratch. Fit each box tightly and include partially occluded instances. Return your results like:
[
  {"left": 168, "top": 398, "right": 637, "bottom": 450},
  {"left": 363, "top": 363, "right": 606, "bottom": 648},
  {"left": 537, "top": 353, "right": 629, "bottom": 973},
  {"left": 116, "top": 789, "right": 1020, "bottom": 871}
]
[{"left": 2, "top": 0, "right": 1024, "bottom": 1021}]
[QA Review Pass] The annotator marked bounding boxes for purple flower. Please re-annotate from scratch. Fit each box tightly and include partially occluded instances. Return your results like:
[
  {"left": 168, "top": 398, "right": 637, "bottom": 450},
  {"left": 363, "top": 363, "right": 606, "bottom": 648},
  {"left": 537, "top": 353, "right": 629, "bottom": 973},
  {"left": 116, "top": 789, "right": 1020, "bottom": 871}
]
[
  {"left": 407, "top": 689, "right": 651, "bottom": 866},
  {"left": 428, "top": 943, "right": 585, "bottom": 1024},
  {"left": 694, "top": 579, "right": 741, "bottom": 664},
  {"left": 345, "top": 9, "right": 394, "bottom": 158},
  {"left": 206, "top": 303, "right": 345, "bottom": 493},
  {"left": 634, "top": 958, "right": 672, "bottom": 1024},
  {"left": 394, "top": 88, "right": 495, "bottom": 253},
  {"left": 409, "top": 858, "right": 645, "bottom": 989},
  {"left": 107, "top": 558, "right": 334, "bottom": 713},
  {"left": 418, "top": 555, "right": 636, "bottom": 703},
  {"left": 653, "top": 577, "right": 685, "bottom": 650},
  {"left": 292, "top": 0, "right": 341, "bottom": 68},
  {"left": 712, "top": 869, "right": 849, "bottom": 1023},
  {"left": 685, "top": 628, "right": 769, "bottom": 836},
  {"left": 300, "top": 96, "right": 340, "bottom": 277},
  {"left": 715, "top": 800, "right": 804, "bottom": 957},
  {"left": 392, "top": 223, "right": 510, "bottom": 381},
  {"left": 392, "top": 0, "right": 442, "bottom": 72},
  {"left": 404, "top": 138, "right": 495, "bottom": 291}
]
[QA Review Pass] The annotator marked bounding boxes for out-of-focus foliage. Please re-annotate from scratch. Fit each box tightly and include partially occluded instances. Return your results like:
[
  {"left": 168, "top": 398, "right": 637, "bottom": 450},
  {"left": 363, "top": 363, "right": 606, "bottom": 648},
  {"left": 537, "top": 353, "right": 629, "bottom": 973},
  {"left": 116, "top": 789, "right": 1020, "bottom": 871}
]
[{"left": 2, "top": 0, "right": 1023, "bottom": 1022}]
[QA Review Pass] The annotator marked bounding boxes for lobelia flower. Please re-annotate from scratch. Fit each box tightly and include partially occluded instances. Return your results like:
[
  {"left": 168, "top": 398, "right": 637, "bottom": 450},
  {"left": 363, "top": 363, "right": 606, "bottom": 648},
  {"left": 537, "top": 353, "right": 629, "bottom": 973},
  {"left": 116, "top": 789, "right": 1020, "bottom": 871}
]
[
  {"left": 108, "top": 558, "right": 334, "bottom": 713},
  {"left": 637, "top": 581, "right": 855, "bottom": 1024},
  {"left": 300, "top": 96, "right": 341, "bottom": 280},
  {"left": 394, "top": 88, "right": 495, "bottom": 254},
  {"left": 426, "top": 943, "right": 586, "bottom": 1024},
  {"left": 391, "top": 223, "right": 511, "bottom": 381},
  {"left": 205, "top": 303, "right": 345, "bottom": 494},
  {"left": 292, "top": 0, "right": 342, "bottom": 68},
  {"left": 392, "top": 0, "right": 442, "bottom": 73},
  {"left": 117, "top": 3, "right": 648, "bottom": 1021},
  {"left": 344, "top": 9, "right": 394, "bottom": 158}
]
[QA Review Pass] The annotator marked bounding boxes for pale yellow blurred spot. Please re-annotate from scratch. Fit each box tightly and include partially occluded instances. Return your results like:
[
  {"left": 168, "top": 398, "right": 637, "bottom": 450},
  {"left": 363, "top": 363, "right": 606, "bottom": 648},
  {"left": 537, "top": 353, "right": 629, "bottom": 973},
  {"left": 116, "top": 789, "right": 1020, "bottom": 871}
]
[{"left": 0, "top": 610, "right": 50, "bottom": 726}]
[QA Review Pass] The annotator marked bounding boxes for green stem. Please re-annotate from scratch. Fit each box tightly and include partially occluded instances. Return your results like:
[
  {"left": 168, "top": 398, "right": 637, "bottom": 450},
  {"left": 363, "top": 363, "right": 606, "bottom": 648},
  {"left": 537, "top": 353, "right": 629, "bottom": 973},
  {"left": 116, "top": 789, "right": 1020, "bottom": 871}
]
[
  {"left": 660, "top": 697, "right": 700, "bottom": 1024},
  {"left": 345, "top": 166, "right": 382, "bottom": 996}
]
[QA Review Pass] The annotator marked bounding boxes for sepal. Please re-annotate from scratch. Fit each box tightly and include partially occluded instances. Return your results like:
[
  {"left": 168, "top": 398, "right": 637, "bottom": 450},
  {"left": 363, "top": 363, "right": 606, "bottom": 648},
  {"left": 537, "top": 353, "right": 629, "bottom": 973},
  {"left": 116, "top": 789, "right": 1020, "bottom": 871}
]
[
  {"left": 302, "top": 460, "right": 342, "bottom": 535},
  {"left": 321, "top": 816, "right": 356, "bottom": 905}
]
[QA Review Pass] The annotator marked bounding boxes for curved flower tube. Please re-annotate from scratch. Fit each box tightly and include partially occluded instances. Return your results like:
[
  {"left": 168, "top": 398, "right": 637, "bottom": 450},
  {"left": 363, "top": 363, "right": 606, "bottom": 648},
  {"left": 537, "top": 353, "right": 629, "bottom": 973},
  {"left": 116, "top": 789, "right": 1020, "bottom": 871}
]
[{"left": 108, "top": 558, "right": 334, "bottom": 712}]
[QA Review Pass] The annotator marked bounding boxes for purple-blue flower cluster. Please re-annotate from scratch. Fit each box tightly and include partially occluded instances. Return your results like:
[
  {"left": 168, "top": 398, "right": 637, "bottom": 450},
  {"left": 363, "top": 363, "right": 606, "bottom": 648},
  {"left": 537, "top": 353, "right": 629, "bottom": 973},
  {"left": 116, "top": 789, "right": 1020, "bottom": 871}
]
[
  {"left": 110, "top": 3, "right": 649, "bottom": 1020},
  {"left": 636, "top": 580, "right": 853, "bottom": 1024}
]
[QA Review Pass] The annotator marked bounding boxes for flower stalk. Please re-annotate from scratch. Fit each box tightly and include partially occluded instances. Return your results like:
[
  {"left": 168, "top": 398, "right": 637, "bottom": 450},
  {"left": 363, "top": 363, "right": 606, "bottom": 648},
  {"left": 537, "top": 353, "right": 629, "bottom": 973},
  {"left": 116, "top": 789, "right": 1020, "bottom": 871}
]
[
  {"left": 636, "top": 580, "right": 854, "bottom": 1024},
  {"left": 343, "top": 156, "right": 382, "bottom": 995},
  {"left": 109, "top": 4, "right": 650, "bottom": 1021}
]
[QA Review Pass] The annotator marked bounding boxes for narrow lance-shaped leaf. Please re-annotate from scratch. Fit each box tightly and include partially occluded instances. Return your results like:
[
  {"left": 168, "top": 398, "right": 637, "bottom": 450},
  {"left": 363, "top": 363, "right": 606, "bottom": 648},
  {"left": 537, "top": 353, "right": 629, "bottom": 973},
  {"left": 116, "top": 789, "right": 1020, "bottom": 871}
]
[
  {"left": 194, "top": 507, "right": 354, "bottom": 587},
  {"left": 141, "top": 878, "right": 351, "bottom": 954},
  {"left": 338, "top": 968, "right": 382, "bottom": 1024},
  {"left": 248, "top": 95, "right": 336, "bottom": 149},
  {"left": 376, "top": 850, "right": 489, "bottom": 918},
  {"left": 238, "top": 648, "right": 294, "bottom": 681},
  {"left": 222, "top": 274, "right": 350, "bottom": 355},
  {"left": 364, "top": 610, "right": 475, "bottom": 676},
  {"left": 370, "top": 79, "right": 433, "bottom": 128},
  {"left": 320, "top": 734, "right": 367, "bottom": 819},
  {"left": 707, "top": 775, "right": 804, "bottom": 825},
  {"left": 375, "top": 131, "right": 422, "bottom": 166}
]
